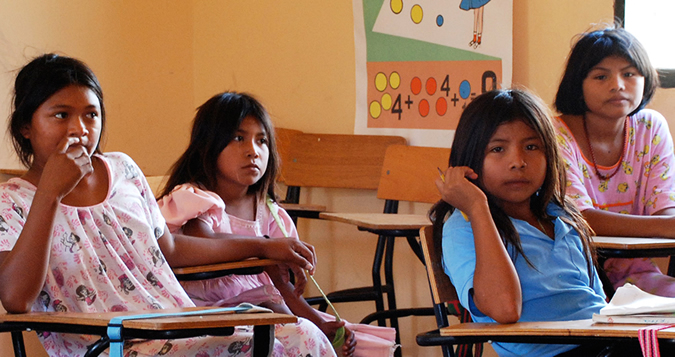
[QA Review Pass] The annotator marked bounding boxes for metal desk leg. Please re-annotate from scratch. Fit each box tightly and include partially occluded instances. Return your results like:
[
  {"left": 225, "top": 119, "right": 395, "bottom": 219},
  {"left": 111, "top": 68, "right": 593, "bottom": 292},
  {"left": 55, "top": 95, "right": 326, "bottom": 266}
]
[
  {"left": 372, "top": 235, "right": 388, "bottom": 326},
  {"left": 668, "top": 256, "right": 675, "bottom": 277},
  {"left": 84, "top": 336, "right": 110, "bottom": 357},
  {"left": 11, "top": 331, "right": 26, "bottom": 357},
  {"left": 252, "top": 324, "right": 273, "bottom": 357}
]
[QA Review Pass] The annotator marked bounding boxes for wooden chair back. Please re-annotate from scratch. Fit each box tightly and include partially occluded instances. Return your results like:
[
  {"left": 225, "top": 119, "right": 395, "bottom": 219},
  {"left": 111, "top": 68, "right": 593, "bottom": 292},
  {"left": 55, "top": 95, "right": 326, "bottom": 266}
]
[
  {"left": 275, "top": 127, "right": 303, "bottom": 184},
  {"left": 420, "top": 225, "right": 458, "bottom": 306},
  {"left": 283, "top": 133, "right": 407, "bottom": 190},
  {"left": 419, "top": 225, "right": 482, "bottom": 357},
  {"left": 377, "top": 145, "right": 450, "bottom": 204},
  {"left": 0, "top": 169, "right": 26, "bottom": 183}
]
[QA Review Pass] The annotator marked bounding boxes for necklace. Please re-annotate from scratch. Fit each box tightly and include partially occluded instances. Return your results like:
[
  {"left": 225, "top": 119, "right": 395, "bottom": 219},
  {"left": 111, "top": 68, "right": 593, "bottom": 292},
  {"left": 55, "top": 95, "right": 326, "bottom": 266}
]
[{"left": 582, "top": 114, "right": 627, "bottom": 181}]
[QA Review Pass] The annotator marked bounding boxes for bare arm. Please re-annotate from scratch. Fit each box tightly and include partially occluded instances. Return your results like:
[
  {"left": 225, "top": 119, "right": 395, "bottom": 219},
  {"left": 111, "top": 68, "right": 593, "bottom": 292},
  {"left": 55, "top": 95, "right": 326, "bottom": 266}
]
[
  {"left": 582, "top": 208, "right": 675, "bottom": 239},
  {"left": 437, "top": 167, "right": 522, "bottom": 323},
  {"left": 158, "top": 218, "right": 316, "bottom": 273},
  {"left": 0, "top": 138, "right": 93, "bottom": 313}
]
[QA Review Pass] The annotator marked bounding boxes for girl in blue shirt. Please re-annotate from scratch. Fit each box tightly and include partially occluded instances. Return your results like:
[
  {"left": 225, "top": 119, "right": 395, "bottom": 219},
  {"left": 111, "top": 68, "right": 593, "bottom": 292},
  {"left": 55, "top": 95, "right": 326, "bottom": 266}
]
[{"left": 429, "top": 89, "right": 639, "bottom": 356}]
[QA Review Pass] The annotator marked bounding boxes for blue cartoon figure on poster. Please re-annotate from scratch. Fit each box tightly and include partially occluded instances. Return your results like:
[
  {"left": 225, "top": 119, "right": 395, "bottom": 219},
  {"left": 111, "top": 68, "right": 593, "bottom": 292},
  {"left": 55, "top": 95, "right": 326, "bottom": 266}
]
[{"left": 460, "top": 0, "right": 491, "bottom": 48}]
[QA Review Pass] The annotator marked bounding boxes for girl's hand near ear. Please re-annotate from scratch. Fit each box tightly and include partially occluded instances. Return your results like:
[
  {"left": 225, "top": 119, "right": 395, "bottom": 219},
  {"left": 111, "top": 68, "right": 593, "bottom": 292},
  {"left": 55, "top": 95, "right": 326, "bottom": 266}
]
[
  {"left": 38, "top": 136, "right": 93, "bottom": 201},
  {"left": 435, "top": 166, "right": 488, "bottom": 218}
]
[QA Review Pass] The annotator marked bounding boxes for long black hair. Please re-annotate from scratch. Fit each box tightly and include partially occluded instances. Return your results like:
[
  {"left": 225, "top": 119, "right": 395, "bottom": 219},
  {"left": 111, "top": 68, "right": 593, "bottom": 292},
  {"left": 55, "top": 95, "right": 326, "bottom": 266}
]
[
  {"left": 159, "top": 92, "right": 279, "bottom": 202},
  {"left": 10, "top": 53, "right": 106, "bottom": 167},
  {"left": 555, "top": 24, "right": 659, "bottom": 116},
  {"left": 429, "top": 89, "right": 596, "bottom": 274}
]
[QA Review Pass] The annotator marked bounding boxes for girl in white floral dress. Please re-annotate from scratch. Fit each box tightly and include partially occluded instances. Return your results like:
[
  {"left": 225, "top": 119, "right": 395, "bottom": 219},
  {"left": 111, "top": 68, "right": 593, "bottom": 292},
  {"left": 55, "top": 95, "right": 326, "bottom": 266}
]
[{"left": 0, "top": 53, "right": 334, "bottom": 357}]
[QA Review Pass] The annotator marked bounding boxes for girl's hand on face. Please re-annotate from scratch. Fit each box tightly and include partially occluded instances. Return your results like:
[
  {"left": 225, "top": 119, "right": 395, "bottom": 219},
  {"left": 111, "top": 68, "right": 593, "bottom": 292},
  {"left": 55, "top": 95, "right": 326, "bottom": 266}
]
[
  {"left": 435, "top": 166, "right": 488, "bottom": 217},
  {"left": 40, "top": 136, "right": 93, "bottom": 200}
]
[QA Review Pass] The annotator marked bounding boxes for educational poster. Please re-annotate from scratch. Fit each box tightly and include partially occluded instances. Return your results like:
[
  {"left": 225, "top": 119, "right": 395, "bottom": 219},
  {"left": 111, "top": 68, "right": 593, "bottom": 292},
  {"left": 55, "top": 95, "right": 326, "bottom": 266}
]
[{"left": 354, "top": 0, "right": 512, "bottom": 147}]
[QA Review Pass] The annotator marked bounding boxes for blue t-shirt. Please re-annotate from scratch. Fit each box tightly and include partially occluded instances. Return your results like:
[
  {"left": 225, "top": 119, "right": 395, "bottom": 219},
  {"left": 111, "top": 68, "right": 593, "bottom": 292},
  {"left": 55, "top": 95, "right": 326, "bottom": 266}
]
[{"left": 442, "top": 203, "right": 607, "bottom": 357}]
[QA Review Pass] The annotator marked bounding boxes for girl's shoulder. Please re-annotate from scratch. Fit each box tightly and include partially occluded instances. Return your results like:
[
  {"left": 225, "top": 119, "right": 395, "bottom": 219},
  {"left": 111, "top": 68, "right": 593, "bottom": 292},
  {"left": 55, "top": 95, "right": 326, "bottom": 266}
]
[
  {"left": 632, "top": 109, "right": 668, "bottom": 130},
  {"left": 157, "top": 183, "right": 226, "bottom": 233},
  {"left": 158, "top": 183, "right": 224, "bottom": 211}
]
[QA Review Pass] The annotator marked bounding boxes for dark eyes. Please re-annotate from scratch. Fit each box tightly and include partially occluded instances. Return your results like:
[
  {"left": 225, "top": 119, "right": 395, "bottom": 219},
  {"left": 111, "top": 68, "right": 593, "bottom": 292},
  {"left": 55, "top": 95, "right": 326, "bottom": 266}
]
[
  {"left": 233, "top": 136, "right": 268, "bottom": 145},
  {"left": 54, "top": 112, "right": 98, "bottom": 119}
]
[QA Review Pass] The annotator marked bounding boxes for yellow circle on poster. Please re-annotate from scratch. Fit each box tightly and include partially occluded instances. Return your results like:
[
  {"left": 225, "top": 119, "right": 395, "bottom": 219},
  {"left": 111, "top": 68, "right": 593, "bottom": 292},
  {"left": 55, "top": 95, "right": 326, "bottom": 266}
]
[
  {"left": 411, "top": 5, "right": 423, "bottom": 24},
  {"left": 390, "top": 0, "right": 403, "bottom": 14},
  {"left": 389, "top": 72, "right": 401, "bottom": 89},
  {"left": 375, "top": 72, "right": 388, "bottom": 92},
  {"left": 381, "top": 93, "right": 392, "bottom": 110},
  {"left": 370, "top": 101, "right": 382, "bottom": 118}
]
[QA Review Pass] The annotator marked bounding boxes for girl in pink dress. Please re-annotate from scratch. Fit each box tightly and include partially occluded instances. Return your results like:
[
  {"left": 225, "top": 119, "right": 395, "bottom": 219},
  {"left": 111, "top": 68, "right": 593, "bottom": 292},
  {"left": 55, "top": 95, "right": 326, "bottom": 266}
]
[
  {"left": 157, "top": 92, "right": 398, "bottom": 357},
  {"left": 553, "top": 25, "right": 675, "bottom": 297},
  {"left": 0, "top": 54, "right": 334, "bottom": 357}
]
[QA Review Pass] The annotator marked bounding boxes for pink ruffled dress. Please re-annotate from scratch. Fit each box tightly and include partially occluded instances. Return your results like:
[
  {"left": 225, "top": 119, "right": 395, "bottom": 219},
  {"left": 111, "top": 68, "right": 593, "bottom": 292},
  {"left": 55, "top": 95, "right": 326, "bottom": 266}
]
[
  {"left": 158, "top": 183, "right": 289, "bottom": 308},
  {"left": 158, "top": 184, "right": 399, "bottom": 357}
]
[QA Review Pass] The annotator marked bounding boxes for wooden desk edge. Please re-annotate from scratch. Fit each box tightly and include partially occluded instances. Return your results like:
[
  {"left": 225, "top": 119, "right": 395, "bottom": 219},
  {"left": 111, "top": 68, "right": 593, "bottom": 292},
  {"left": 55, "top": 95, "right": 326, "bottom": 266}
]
[
  {"left": 280, "top": 203, "right": 327, "bottom": 212},
  {"left": 439, "top": 319, "right": 675, "bottom": 338},
  {"left": 172, "top": 259, "right": 282, "bottom": 275},
  {"left": 319, "top": 212, "right": 431, "bottom": 231},
  {"left": 0, "top": 310, "right": 296, "bottom": 330}
]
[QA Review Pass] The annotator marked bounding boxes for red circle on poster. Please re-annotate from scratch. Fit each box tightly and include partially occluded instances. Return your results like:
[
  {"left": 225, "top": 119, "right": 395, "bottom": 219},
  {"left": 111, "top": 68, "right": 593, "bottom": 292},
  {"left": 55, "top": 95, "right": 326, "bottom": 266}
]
[
  {"left": 426, "top": 77, "right": 437, "bottom": 95},
  {"left": 436, "top": 97, "right": 447, "bottom": 116},
  {"left": 419, "top": 99, "right": 430, "bottom": 117},
  {"left": 411, "top": 77, "right": 422, "bottom": 95}
]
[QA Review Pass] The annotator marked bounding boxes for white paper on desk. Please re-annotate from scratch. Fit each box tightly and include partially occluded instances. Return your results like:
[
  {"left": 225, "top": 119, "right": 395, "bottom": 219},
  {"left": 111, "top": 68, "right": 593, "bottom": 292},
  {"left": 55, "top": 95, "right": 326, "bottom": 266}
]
[{"left": 599, "top": 283, "right": 675, "bottom": 316}]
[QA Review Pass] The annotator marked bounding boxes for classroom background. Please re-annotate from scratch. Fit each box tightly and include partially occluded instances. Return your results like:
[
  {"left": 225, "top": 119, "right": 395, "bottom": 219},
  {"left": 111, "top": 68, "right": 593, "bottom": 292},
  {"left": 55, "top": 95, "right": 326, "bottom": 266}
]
[{"left": 1, "top": 1, "right": 674, "bottom": 356}]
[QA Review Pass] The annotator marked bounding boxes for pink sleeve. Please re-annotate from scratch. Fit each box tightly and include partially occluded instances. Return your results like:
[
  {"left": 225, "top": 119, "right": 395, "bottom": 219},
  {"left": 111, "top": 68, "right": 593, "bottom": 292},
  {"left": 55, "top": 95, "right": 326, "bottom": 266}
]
[
  {"left": 637, "top": 110, "right": 675, "bottom": 215},
  {"left": 156, "top": 184, "right": 226, "bottom": 233},
  {"left": 267, "top": 202, "right": 299, "bottom": 239},
  {"left": 554, "top": 117, "right": 595, "bottom": 211}
]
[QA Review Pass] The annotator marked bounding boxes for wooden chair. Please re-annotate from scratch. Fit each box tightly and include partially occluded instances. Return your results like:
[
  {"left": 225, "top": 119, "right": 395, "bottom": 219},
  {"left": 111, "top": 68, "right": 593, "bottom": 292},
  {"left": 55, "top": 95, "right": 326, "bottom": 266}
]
[
  {"left": 318, "top": 144, "right": 451, "bottom": 353},
  {"left": 0, "top": 169, "right": 26, "bottom": 183},
  {"left": 418, "top": 225, "right": 482, "bottom": 357},
  {"left": 280, "top": 132, "right": 407, "bottom": 221},
  {"left": 277, "top": 133, "right": 406, "bottom": 311}
]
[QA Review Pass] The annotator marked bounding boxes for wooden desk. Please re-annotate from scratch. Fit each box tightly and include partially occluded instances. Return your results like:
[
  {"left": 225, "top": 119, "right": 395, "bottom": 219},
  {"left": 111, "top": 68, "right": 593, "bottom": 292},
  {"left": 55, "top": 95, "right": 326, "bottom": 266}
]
[
  {"left": 592, "top": 236, "right": 675, "bottom": 276},
  {"left": 418, "top": 319, "right": 675, "bottom": 352},
  {"left": 0, "top": 308, "right": 296, "bottom": 357},
  {"left": 319, "top": 212, "right": 433, "bottom": 326},
  {"left": 280, "top": 202, "right": 326, "bottom": 220},
  {"left": 319, "top": 213, "right": 430, "bottom": 232},
  {"left": 172, "top": 259, "right": 282, "bottom": 281}
]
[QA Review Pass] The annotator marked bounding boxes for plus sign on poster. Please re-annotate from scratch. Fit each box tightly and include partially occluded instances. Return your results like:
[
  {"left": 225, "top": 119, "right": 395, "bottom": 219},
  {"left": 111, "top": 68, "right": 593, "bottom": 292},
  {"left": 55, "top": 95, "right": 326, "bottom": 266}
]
[{"left": 354, "top": 0, "right": 512, "bottom": 147}]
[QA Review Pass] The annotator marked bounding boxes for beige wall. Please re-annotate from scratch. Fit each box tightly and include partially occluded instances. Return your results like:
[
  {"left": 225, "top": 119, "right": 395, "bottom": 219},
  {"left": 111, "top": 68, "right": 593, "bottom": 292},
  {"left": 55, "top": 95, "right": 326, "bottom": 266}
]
[{"left": 1, "top": 1, "right": 674, "bottom": 356}]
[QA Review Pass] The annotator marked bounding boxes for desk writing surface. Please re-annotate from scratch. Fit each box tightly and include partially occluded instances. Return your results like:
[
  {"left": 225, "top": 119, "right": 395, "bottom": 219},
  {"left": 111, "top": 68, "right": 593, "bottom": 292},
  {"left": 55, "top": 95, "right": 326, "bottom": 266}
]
[
  {"left": 0, "top": 309, "right": 296, "bottom": 330},
  {"left": 172, "top": 259, "right": 282, "bottom": 276},
  {"left": 591, "top": 236, "right": 675, "bottom": 250},
  {"left": 439, "top": 319, "right": 675, "bottom": 338},
  {"left": 280, "top": 203, "right": 326, "bottom": 213},
  {"left": 319, "top": 212, "right": 431, "bottom": 231}
]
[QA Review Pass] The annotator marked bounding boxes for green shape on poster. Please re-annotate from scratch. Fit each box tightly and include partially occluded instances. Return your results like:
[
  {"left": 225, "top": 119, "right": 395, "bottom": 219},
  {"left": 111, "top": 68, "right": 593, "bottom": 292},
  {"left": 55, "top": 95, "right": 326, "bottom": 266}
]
[{"left": 363, "top": 0, "right": 500, "bottom": 63}]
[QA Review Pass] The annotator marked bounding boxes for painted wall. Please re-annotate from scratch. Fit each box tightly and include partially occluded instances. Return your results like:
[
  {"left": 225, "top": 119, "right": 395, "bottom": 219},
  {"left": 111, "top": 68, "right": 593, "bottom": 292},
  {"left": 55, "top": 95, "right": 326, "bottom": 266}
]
[{"left": 1, "top": 1, "right": 674, "bottom": 356}]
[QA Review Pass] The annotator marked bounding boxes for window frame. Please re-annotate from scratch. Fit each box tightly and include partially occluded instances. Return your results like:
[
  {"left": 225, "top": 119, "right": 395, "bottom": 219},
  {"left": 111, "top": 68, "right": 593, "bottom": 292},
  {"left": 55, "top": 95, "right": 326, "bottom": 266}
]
[{"left": 616, "top": 0, "right": 675, "bottom": 88}]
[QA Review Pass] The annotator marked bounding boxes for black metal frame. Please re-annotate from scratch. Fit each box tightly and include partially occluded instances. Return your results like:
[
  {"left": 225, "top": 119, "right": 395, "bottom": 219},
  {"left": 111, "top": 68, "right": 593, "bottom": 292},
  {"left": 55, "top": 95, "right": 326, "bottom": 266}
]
[
  {"left": 285, "top": 186, "right": 433, "bottom": 357},
  {"left": 2, "top": 319, "right": 273, "bottom": 357},
  {"left": 417, "top": 329, "right": 675, "bottom": 356}
]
